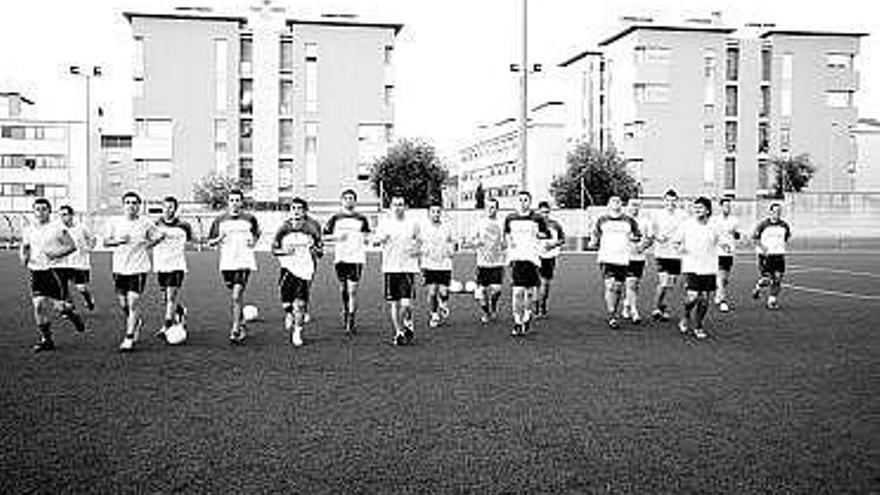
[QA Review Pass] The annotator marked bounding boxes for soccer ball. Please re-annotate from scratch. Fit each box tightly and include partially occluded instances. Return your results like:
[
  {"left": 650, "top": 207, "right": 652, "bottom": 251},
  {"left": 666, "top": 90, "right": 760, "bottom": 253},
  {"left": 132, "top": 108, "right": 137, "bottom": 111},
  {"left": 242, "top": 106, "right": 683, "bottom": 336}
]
[
  {"left": 165, "top": 324, "right": 187, "bottom": 345},
  {"left": 464, "top": 280, "right": 477, "bottom": 293},
  {"left": 449, "top": 280, "right": 463, "bottom": 293},
  {"left": 242, "top": 304, "right": 260, "bottom": 322}
]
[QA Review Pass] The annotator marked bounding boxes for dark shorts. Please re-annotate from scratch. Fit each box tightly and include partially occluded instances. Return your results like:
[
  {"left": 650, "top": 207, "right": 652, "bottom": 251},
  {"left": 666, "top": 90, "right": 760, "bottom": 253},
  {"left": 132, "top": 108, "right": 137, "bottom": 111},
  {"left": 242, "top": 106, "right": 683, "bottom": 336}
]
[
  {"left": 718, "top": 256, "right": 734, "bottom": 272},
  {"left": 422, "top": 269, "right": 452, "bottom": 286},
  {"left": 510, "top": 261, "right": 540, "bottom": 288},
  {"left": 157, "top": 270, "right": 185, "bottom": 288},
  {"left": 476, "top": 266, "right": 504, "bottom": 287},
  {"left": 30, "top": 269, "right": 66, "bottom": 300},
  {"left": 626, "top": 260, "right": 646, "bottom": 279},
  {"left": 113, "top": 273, "right": 148, "bottom": 295},
  {"left": 539, "top": 257, "right": 557, "bottom": 280},
  {"left": 384, "top": 273, "right": 415, "bottom": 301},
  {"left": 759, "top": 254, "right": 786, "bottom": 276},
  {"left": 335, "top": 262, "right": 364, "bottom": 283},
  {"left": 685, "top": 273, "right": 717, "bottom": 292},
  {"left": 57, "top": 268, "right": 90, "bottom": 286},
  {"left": 656, "top": 257, "right": 682, "bottom": 276},
  {"left": 279, "top": 269, "right": 310, "bottom": 304},
  {"left": 221, "top": 270, "right": 251, "bottom": 290},
  {"left": 601, "top": 263, "right": 628, "bottom": 283}
]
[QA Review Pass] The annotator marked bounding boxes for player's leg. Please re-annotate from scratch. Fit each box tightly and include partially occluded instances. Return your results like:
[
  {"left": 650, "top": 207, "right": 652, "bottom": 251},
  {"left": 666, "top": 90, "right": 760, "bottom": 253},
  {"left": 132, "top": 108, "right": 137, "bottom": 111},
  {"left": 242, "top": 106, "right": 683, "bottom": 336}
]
[
  {"left": 291, "top": 275, "right": 309, "bottom": 346},
  {"left": 230, "top": 283, "right": 246, "bottom": 339},
  {"left": 624, "top": 276, "right": 639, "bottom": 321},
  {"left": 118, "top": 287, "right": 143, "bottom": 352},
  {"left": 31, "top": 294, "right": 55, "bottom": 351},
  {"left": 475, "top": 268, "right": 491, "bottom": 323},
  {"left": 680, "top": 288, "right": 698, "bottom": 334},
  {"left": 73, "top": 270, "right": 95, "bottom": 311},
  {"left": 427, "top": 280, "right": 440, "bottom": 327},
  {"left": 52, "top": 269, "right": 85, "bottom": 332},
  {"left": 163, "top": 285, "right": 181, "bottom": 332},
  {"left": 603, "top": 276, "right": 619, "bottom": 328},
  {"left": 692, "top": 290, "right": 710, "bottom": 338},
  {"left": 653, "top": 263, "right": 670, "bottom": 320},
  {"left": 437, "top": 272, "right": 451, "bottom": 323},
  {"left": 752, "top": 255, "right": 770, "bottom": 300},
  {"left": 400, "top": 297, "right": 414, "bottom": 343}
]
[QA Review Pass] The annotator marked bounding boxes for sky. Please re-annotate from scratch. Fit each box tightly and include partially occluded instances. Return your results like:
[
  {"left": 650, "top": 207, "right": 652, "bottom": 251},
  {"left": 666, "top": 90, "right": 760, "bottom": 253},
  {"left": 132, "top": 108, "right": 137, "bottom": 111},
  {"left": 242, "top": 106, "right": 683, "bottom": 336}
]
[{"left": 1, "top": 0, "right": 877, "bottom": 155}]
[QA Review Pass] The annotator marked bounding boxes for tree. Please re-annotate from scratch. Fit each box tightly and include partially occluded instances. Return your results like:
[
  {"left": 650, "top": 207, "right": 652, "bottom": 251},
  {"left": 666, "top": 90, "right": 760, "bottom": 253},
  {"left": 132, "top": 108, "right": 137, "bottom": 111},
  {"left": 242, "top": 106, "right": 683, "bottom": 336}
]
[
  {"left": 370, "top": 138, "right": 449, "bottom": 208},
  {"left": 550, "top": 142, "right": 639, "bottom": 208},
  {"left": 770, "top": 153, "right": 816, "bottom": 198},
  {"left": 192, "top": 173, "right": 242, "bottom": 210}
]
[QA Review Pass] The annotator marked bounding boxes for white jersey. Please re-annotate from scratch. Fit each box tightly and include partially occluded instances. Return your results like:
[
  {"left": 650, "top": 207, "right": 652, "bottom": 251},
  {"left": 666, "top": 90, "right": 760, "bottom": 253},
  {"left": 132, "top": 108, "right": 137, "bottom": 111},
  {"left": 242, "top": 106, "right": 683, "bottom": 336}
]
[
  {"left": 23, "top": 221, "right": 66, "bottom": 271},
  {"left": 711, "top": 214, "right": 740, "bottom": 256},
  {"left": 323, "top": 210, "right": 371, "bottom": 265},
  {"left": 503, "top": 211, "right": 550, "bottom": 265},
  {"left": 652, "top": 208, "right": 687, "bottom": 259},
  {"left": 679, "top": 217, "right": 720, "bottom": 275},
  {"left": 107, "top": 216, "right": 155, "bottom": 275},
  {"left": 209, "top": 212, "right": 260, "bottom": 271},
  {"left": 471, "top": 217, "right": 506, "bottom": 268},
  {"left": 376, "top": 215, "right": 420, "bottom": 274},
  {"left": 593, "top": 214, "right": 640, "bottom": 266},
  {"left": 540, "top": 218, "right": 566, "bottom": 259},
  {"left": 273, "top": 219, "right": 323, "bottom": 281},
  {"left": 153, "top": 217, "right": 193, "bottom": 273},
  {"left": 57, "top": 223, "right": 92, "bottom": 270},
  {"left": 753, "top": 218, "right": 791, "bottom": 255},
  {"left": 420, "top": 220, "right": 455, "bottom": 271},
  {"left": 629, "top": 214, "right": 652, "bottom": 262}
]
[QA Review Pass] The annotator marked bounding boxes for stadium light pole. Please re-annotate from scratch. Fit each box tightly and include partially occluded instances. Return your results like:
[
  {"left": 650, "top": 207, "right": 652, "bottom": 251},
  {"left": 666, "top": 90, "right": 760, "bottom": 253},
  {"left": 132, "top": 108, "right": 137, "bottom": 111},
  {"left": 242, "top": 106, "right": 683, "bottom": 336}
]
[
  {"left": 69, "top": 65, "right": 102, "bottom": 211},
  {"left": 509, "top": 0, "right": 542, "bottom": 193}
]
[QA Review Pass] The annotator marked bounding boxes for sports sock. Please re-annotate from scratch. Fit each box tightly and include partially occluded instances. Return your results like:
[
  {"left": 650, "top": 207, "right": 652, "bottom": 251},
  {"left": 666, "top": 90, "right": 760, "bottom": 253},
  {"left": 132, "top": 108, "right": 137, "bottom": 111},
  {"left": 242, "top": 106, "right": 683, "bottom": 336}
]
[
  {"left": 38, "top": 322, "right": 52, "bottom": 340},
  {"left": 164, "top": 318, "right": 174, "bottom": 329}
]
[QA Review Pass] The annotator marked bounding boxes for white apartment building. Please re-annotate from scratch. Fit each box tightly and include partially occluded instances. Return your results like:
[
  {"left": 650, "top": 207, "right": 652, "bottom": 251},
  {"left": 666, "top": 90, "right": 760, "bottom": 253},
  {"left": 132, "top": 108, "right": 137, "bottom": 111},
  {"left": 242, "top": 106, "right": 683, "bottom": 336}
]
[
  {"left": 0, "top": 92, "right": 89, "bottom": 212},
  {"left": 125, "top": 5, "right": 401, "bottom": 208}
]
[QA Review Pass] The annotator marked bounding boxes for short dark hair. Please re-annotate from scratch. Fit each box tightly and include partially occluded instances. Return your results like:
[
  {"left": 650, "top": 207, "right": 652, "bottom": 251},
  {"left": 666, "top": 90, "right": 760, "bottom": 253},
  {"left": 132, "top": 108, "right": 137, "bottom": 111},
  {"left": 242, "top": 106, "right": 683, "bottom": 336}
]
[
  {"left": 163, "top": 196, "right": 179, "bottom": 208},
  {"left": 719, "top": 197, "right": 732, "bottom": 205},
  {"left": 487, "top": 197, "right": 499, "bottom": 207},
  {"left": 695, "top": 196, "right": 712, "bottom": 215},
  {"left": 291, "top": 197, "right": 308, "bottom": 210},
  {"left": 769, "top": 202, "right": 782, "bottom": 211},
  {"left": 122, "top": 191, "right": 142, "bottom": 204},
  {"left": 228, "top": 189, "right": 244, "bottom": 200},
  {"left": 518, "top": 190, "right": 531, "bottom": 199},
  {"left": 537, "top": 201, "right": 551, "bottom": 209},
  {"left": 664, "top": 188, "right": 678, "bottom": 199},
  {"left": 33, "top": 198, "right": 52, "bottom": 210},
  {"left": 341, "top": 189, "right": 358, "bottom": 200},
  {"left": 59, "top": 205, "right": 74, "bottom": 215}
]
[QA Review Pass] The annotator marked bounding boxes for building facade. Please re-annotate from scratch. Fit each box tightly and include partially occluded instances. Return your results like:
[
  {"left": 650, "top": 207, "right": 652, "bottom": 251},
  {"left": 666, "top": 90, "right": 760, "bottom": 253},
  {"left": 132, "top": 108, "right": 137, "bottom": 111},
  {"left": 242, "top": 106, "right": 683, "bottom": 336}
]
[
  {"left": 560, "top": 21, "right": 866, "bottom": 198},
  {"left": 853, "top": 118, "right": 880, "bottom": 192},
  {"left": 125, "top": 6, "right": 401, "bottom": 208},
  {"left": 0, "top": 92, "right": 89, "bottom": 212}
]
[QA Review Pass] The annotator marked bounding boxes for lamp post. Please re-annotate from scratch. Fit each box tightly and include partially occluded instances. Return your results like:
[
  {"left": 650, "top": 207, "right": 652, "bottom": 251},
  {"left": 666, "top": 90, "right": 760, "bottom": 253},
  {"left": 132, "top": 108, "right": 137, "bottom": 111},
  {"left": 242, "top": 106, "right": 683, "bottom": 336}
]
[
  {"left": 69, "top": 65, "right": 102, "bottom": 211},
  {"left": 508, "top": 0, "right": 542, "bottom": 193}
]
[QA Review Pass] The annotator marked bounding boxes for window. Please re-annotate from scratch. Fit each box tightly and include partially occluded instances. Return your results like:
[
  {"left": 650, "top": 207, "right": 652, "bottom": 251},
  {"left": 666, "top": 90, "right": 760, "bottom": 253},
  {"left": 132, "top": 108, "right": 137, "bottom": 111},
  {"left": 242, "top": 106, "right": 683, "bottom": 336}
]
[
  {"left": 384, "top": 85, "right": 394, "bottom": 107},
  {"left": 724, "top": 157, "right": 736, "bottom": 191},
  {"left": 134, "top": 118, "right": 172, "bottom": 138},
  {"left": 1, "top": 126, "right": 25, "bottom": 139},
  {"left": 215, "top": 149, "right": 228, "bottom": 174},
  {"left": 634, "top": 83, "right": 669, "bottom": 103},
  {"left": 703, "top": 124, "right": 714, "bottom": 149},
  {"left": 279, "top": 119, "right": 294, "bottom": 154},
  {"left": 704, "top": 49, "right": 717, "bottom": 107},
  {"left": 826, "top": 91, "right": 853, "bottom": 108},
  {"left": 215, "top": 39, "right": 228, "bottom": 112},
  {"left": 279, "top": 80, "right": 294, "bottom": 115},
  {"left": 215, "top": 119, "right": 227, "bottom": 173},
  {"left": 826, "top": 53, "right": 852, "bottom": 69},
  {"left": 133, "top": 36, "right": 145, "bottom": 79},
  {"left": 760, "top": 86, "right": 771, "bottom": 118},
  {"left": 725, "top": 121, "right": 738, "bottom": 153},
  {"left": 240, "top": 79, "right": 253, "bottom": 114},
  {"left": 240, "top": 119, "right": 253, "bottom": 154},
  {"left": 280, "top": 39, "right": 293, "bottom": 72},
  {"left": 634, "top": 46, "right": 670, "bottom": 64},
  {"left": 305, "top": 122, "right": 318, "bottom": 186},
  {"left": 279, "top": 159, "right": 293, "bottom": 192},
  {"left": 239, "top": 158, "right": 253, "bottom": 189},
  {"left": 146, "top": 160, "right": 172, "bottom": 178},
  {"left": 384, "top": 45, "right": 394, "bottom": 65},
  {"left": 725, "top": 86, "right": 738, "bottom": 117},
  {"left": 240, "top": 37, "right": 253, "bottom": 75},
  {"left": 758, "top": 159, "right": 771, "bottom": 190},
  {"left": 358, "top": 124, "right": 386, "bottom": 179},
  {"left": 758, "top": 122, "right": 770, "bottom": 153},
  {"left": 215, "top": 119, "right": 227, "bottom": 146},
  {"left": 134, "top": 79, "right": 144, "bottom": 98},
  {"left": 781, "top": 87, "right": 792, "bottom": 117},
  {"left": 725, "top": 46, "right": 739, "bottom": 81},
  {"left": 781, "top": 53, "right": 793, "bottom": 80},
  {"left": 780, "top": 127, "right": 791, "bottom": 153},
  {"left": 761, "top": 48, "right": 772, "bottom": 81},
  {"left": 703, "top": 151, "right": 715, "bottom": 184},
  {"left": 305, "top": 44, "right": 318, "bottom": 113}
]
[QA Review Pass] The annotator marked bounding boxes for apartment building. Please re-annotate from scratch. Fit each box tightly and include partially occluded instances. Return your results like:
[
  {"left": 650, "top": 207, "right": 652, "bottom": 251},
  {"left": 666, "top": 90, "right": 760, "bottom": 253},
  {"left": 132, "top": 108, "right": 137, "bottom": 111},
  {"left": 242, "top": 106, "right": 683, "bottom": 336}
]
[
  {"left": 0, "top": 92, "right": 88, "bottom": 212},
  {"left": 560, "top": 20, "right": 866, "bottom": 198},
  {"left": 125, "top": 5, "right": 401, "bottom": 208}
]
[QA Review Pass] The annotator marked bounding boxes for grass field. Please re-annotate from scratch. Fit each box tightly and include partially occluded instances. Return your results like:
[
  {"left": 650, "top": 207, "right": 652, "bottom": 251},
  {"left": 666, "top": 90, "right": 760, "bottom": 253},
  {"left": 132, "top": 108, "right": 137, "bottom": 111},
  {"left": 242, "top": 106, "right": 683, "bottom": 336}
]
[{"left": 1, "top": 250, "right": 877, "bottom": 494}]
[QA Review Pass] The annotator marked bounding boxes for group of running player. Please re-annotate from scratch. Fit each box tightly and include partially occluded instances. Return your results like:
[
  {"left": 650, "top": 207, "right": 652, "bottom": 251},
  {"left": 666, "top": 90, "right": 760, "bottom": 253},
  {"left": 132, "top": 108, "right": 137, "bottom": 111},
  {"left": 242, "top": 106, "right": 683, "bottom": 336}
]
[{"left": 18, "top": 186, "right": 791, "bottom": 352}]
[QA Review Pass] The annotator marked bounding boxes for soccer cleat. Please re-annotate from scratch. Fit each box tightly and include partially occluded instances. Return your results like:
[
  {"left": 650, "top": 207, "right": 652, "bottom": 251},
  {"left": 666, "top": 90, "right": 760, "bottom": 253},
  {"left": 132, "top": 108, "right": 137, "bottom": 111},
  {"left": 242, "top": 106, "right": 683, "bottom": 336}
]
[
  {"left": 393, "top": 333, "right": 407, "bottom": 346},
  {"left": 678, "top": 319, "right": 689, "bottom": 334},
  {"left": 32, "top": 338, "right": 55, "bottom": 353},
  {"left": 630, "top": 309, "right": 642, "bottom": 324},
  {"left": 291, "top": 327, "right": 303, "bottom": 347},
  {"left": 480, "top": 314, "right": 490, "bottom": 325},
  {"left": 429, "top": 312, "right": 440, "bottom": 328},
  {"left": 719, "top": 301, "right": 731, "bottom": 313},
  {"left": 651, "top": 309, "right": 665, "bottom": 321},
  {"left": 713, "top": 294, "right": 722, "bottom": 305},
  {"left": 403, "top": 327, "right": 414, "bottom": 344},
  {"left": 766, "top": 297, "right": 779, "bottom": 310},
  {"left": 751, "top": 287, "right": 761, "bottom": 300},
  {"left": 118, "top": 335, "right": 135, "bottom": 352},
  {"left": 229, "top": 327, "right": 246, "bottom": 345},
  {"left": 511, "top": 324, "right": 521, "bottom": 337},
  {"left": 607, "top": 317, "right": 620, "bottom": 330},
  {"left": 439, "top": 303, "right": 450, "bottom": 321},
  {"left": 284, "top": 313, "right": 295, "bottom": 332},
  {"left": 153, "top": 327, "right": 167, "bottom": 340},
  {"left": 693, "top": 328, "right": 708, "bottom": 339},
  {"left": 303, "top": 313, "right": 312, "bottom": 324}
]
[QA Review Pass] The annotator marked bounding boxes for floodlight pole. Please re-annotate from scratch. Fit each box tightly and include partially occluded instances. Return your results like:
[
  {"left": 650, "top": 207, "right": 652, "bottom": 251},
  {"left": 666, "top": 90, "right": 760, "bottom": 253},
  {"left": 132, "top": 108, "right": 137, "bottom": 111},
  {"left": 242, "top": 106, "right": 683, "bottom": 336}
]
[{"left": 519, "top": 0, "right": 528, "bottom": 192}]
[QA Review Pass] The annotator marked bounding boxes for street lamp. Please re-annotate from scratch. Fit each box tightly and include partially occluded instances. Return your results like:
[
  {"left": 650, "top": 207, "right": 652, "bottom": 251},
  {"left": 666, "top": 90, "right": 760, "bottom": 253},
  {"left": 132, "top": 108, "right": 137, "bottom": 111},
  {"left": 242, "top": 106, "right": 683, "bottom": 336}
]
[
  {"left": 507, "top": 0, "right": 543, "bottom": 193},
  {"left": 69, "top": 65, "right": 102, "bottom": 211}
]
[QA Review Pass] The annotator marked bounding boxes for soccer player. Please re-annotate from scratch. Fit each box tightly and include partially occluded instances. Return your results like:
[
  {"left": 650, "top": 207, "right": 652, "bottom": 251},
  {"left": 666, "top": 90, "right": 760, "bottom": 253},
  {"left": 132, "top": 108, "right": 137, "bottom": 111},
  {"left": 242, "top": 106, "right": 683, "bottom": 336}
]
[
  {"left": 677, "top": 197, "right": 720, "bottom": 339},
  {"left": 751, "top": 202, "right": 792, "bottom": 309},
  {"left": 56, "top": 205, "right": 96, "bottom": 312},
  {"left": 650, "top": 188, "right": 687, "bottom": 321},
  {"left": 20, "top": 198, "right": 86, "bottom": 351},
  {"left": 152, "top": 196, "right": 194, "bottom": 340},
  {"left": 104, "top": 191, "right": 163, "bottom": 352},
  {"left": 466, "top": 198, "right": 506, "bottom": 324},
  {"left": 711, "top": 197, "right": 742, "bottom": 312},
  {"left": 373, "top": 195, "right": 421, "bottom": 346},
  {"left": 503, "top": 191, "right": 550, "bottom": 336},
  {"left": 323, "top": 189, "right": 371, "bottom": 335},
  {"left": 590, "top": 196, "right": 641, "bottom": 329},
  {"left": 535, "top": 201, "right": 566, "bottom": 318},
  {"left": 622, "top": 198, "right": 652, "bottom": 324},
  {"left": 272, "top": 197, "right": 323, "bottom": 346},
  {"left": 300, "top": 202, "right": 324, "bottom": 324},
  {"left": 420, "top": 202, "right": 456, "bottom": 328},
  {"left": 207, "top": 190, "right": 261, "bottom": 344}
]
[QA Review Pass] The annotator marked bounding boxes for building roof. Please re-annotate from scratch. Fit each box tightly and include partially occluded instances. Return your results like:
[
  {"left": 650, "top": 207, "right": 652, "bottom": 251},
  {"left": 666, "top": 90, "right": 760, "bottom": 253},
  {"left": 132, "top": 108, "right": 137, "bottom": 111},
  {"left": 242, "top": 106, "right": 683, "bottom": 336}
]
[
  {"left": 0, "top": 91, "right": 35, "bottom": 105},
  {"left": 759, "top": 30, "right": 869, "bottom": 39},
  {"left": 123, "top": 11, "right": 246, "bottom": 24},
  {"left": 287, "top": 19, "right": 404, "bottom": 35},
  {"left": 598, "top": 24, "right": 736, "bottom": 47},
  {"left": 558, "top": 49, "right": 603, "bottom": 67},
  {"left": 123, "top": 11, "right": 403, "bottom": 34}
]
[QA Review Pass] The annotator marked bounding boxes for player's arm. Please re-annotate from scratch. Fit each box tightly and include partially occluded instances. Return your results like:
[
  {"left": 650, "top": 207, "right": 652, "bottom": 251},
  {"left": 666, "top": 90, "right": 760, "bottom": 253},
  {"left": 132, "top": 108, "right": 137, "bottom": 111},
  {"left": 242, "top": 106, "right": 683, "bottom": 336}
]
[
  {"left": 145, "top": 223, "right": 166, "bottom": 249},
  {"left": 83, "top": 226, "right": 97, "bottom": 250},
  {"left": 247, "top": 215, "right": 261, "bottom": 248},
  {"left": 321, "top": 214, "right": 347, "bottom": 243},
  {"left": 752, "top": 220, "right": 769, "bottom": 254},
  {"left": 48, "top": 229, "right": 77, "bottom": 260},
  {"left": 205, "top": 216, "right": 225, "bottom": 247},
  {"left": 271, "top": 223, "right": 291, "bottom": 256},
  {"left": 19, "top": 235, "right": 30, "bottom": 266},
  {"left": 550, "top": 222, "right": 566, "bottom": 249},
  {"left": 588, "top": 217, "right": 603, "bottom": 250}
]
